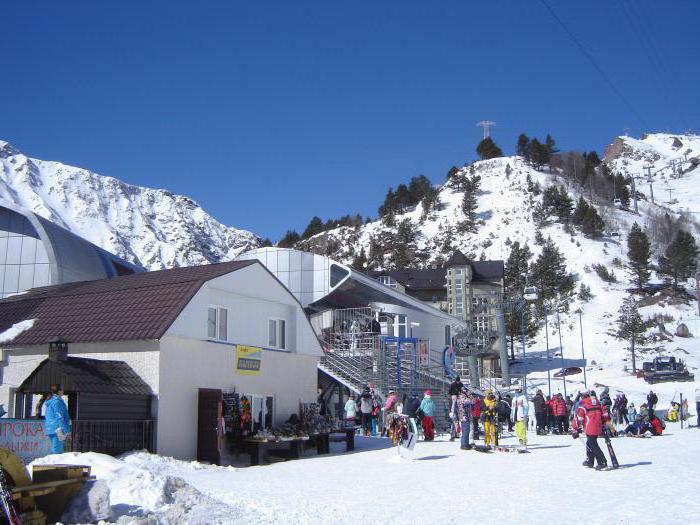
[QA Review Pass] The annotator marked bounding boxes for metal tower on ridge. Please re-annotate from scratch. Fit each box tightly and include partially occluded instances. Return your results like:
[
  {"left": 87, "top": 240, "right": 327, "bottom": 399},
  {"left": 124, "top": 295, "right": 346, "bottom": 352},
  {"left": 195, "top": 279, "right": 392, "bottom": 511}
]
[{"left": 476, "top": 120, "right": 496, "bottom": 139}]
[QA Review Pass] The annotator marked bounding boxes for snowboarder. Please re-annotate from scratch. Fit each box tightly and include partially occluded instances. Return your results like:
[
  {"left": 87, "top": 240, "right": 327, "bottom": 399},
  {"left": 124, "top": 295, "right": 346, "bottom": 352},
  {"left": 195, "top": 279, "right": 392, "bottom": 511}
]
[
  {"left": 572, "top": 391, "right": 609, "bottom": 470},
  {"left": 456, "top": 388, "right": 474, "bottom": 450},
  {"left": 44, "top": 384, "right": 71, "bottom": 454},
  {"left": 532, "top": 390, "right": 546, "bottom": 435},
  {"left": 511, "top": 387, "right": 529, "bottom": 448},
  {"left": 419, "top": 390, "right": 436, "bottom": 441}
]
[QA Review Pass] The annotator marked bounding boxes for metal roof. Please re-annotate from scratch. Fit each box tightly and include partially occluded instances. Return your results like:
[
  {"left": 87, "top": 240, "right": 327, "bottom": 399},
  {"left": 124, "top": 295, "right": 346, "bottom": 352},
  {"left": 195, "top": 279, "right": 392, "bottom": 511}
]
[
  {"left": 0, "top": 260, "right": 257, "bottom": 346},
  {"left": 18, "top": 356, "right": 153, "bottom": 395}
]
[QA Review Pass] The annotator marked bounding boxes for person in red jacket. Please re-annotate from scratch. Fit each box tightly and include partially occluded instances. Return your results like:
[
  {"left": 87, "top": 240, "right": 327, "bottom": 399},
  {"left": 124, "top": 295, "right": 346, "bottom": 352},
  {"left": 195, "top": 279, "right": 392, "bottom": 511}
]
[
  {"left": 572, "top": 391, "right": 609, "bottom": 470},
  {"left": 553, "top": 393, "right": 567, "bottom": 434},
  {"left": 471, "top": 395, "right": 482, "bottom": 440}
]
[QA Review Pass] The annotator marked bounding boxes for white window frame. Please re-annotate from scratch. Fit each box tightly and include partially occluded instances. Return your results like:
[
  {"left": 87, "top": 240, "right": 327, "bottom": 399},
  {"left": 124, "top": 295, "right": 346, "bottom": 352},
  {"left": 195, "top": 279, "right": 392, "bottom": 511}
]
[
  {"left": 268, "top": 318, "right": 287, "bottom": 350},
  {"left": 207, "top": 305, "right": 229, "bottom": 342}
]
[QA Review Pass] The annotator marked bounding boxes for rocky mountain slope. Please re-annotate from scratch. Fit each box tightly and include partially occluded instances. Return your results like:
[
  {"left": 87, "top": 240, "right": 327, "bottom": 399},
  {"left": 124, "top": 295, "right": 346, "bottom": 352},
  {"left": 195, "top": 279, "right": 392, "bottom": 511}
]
[{"left": 0, "top": 140, "right": 260, "bottom": 269}]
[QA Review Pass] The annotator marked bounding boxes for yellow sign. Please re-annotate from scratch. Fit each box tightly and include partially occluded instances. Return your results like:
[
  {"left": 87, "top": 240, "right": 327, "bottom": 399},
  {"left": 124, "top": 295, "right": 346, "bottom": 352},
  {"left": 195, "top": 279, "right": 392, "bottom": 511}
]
[{"left": 236, "top": 345, "right": 262, "bottom": 376}]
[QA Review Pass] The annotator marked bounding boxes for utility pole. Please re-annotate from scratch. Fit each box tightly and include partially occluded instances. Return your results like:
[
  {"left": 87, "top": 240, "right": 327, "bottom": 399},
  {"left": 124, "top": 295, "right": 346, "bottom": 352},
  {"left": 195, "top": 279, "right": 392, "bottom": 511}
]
[
  {"left": 644, "top": 165, "right": 655, "bottom": 204},
  {"left": 545, "top": 305, "right": 551, "bottom": 397},
  {"left": 630, "top": 177, "right": 639, "bottom": 213},
  {"left": 476, "top": 120, "right": 496, "bottom": 139},
  {"left": 578, "top": 310, "right": 587, "bottom": 389},
  {"left": 556, "top": 307, "right": 567, "bottom": 398},
  {"left": 667, "top": 187, "right": 673, "bottom": 202}
]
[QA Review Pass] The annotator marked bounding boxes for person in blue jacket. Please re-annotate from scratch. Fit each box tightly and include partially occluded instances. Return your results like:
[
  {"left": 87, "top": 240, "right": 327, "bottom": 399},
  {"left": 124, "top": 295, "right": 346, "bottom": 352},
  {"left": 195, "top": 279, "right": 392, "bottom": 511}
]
[
  {"left": 419, "top": 390, "right": 436, "bottom": 441},
  {"left": 44, "top": 384, "right": 71, "bottom": 454}
]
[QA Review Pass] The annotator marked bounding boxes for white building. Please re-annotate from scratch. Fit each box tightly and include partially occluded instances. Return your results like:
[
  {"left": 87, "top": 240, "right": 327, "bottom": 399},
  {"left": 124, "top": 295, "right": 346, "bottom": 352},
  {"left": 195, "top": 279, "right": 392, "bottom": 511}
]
[{"left": 0, "top": 260, "right": 323, "bottom": 461}]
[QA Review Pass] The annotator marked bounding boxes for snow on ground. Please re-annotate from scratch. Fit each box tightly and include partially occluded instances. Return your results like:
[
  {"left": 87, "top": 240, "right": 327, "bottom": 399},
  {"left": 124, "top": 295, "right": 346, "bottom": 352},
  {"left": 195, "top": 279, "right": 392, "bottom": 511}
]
[{"left": 33, "top": 400, "right": 700, "bottom": 525}]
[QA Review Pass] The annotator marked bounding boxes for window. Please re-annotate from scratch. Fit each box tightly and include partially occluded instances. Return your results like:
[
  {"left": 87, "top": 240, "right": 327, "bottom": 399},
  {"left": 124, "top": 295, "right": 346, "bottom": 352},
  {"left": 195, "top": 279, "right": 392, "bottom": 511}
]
[
  {"left": 444, "top": 325, "right": 451, "bottom": 346},
  {"left": 207, "top": 306, "right": 228, "bottom": 341},
  {"left": 397, "top": 314, "right": 407, "bottom": 338},
  {"left": 268, "top": 319, "right": 286, "bottom": 349}
]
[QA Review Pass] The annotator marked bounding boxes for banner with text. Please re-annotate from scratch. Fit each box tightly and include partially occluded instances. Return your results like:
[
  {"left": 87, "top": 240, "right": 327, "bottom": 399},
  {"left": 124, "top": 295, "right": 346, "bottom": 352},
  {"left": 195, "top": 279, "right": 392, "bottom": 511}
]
[
  {"left": 236, "top": 345, "right": 262, "bottom": 376},
  {"left": 0, "top": 419, "right": 52, "bottom": 463}
]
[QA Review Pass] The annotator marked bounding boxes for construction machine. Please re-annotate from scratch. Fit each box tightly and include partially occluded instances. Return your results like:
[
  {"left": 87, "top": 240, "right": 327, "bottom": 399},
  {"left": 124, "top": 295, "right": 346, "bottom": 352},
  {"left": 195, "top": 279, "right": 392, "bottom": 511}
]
[
  {"left": 642, "top": 356, "right": 695, "bottom": 384},
  {"left": 0, "top": 448, "right": 92, "bottom": 524}
]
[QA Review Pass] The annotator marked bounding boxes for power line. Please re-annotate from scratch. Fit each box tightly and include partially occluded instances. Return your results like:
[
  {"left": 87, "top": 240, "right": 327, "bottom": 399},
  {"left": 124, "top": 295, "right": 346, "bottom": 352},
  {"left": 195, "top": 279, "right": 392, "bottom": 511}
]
[{"left": 538, "top": 0, "right": 649, "bottom": 129}]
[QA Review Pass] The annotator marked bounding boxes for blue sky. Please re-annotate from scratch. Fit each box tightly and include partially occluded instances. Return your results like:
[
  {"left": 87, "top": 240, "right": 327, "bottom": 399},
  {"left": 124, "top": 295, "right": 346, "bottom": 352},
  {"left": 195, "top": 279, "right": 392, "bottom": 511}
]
[{"left": 2, "top": 1, "right": 698, "bottom": 240}]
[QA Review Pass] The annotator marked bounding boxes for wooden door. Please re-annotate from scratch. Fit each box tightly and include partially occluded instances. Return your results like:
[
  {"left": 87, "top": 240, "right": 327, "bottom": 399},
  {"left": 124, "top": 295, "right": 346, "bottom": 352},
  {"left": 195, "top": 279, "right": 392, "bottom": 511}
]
[{"left": 197, "top": 388, "right": 222, "bottom": 464}]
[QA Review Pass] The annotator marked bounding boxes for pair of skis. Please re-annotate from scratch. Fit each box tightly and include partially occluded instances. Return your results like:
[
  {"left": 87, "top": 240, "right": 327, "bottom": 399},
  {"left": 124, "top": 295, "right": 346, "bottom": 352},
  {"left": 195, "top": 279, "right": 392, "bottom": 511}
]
[{"left": 602, "top": 427, "right": 620, "bottom": 468}]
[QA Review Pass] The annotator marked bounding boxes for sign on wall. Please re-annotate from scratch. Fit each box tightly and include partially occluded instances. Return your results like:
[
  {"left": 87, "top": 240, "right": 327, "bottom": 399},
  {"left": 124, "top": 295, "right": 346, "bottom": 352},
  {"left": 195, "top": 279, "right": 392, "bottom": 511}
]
[
  {"left": 0, "top": 419, "right": 52, "bottom": 463},
  {"left": 235, "top": 345, "right": 262, "bottom": 376}
]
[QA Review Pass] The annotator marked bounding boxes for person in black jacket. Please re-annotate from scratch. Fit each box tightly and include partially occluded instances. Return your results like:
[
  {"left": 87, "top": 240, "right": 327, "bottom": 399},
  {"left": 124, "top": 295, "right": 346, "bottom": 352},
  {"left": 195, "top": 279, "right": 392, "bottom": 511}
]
[
  {"left": 448, "top": 376, "right": 463, "bottom": 397},
  {"left": 532, "top": 390, "right": 547, "bottom": 435},
  {"left": 647, "top": 391, "right": 658, "bottom": 417}
]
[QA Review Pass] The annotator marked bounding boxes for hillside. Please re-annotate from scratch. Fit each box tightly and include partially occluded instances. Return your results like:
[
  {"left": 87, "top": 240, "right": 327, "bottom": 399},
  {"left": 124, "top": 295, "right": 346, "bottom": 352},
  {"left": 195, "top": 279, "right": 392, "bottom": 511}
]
[
  {"left": 0, "top": 140, "right": 260, "bottom": 269},
  {"left": 296, "top": 133, "right": 700, "bottom": 398}
]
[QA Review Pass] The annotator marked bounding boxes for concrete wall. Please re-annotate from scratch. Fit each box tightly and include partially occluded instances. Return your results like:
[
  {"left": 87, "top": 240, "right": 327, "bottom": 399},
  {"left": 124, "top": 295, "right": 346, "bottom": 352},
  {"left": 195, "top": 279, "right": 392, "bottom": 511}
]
[
  {"left": 0, "top": 341, "right": 159, "bottom": 416},
  {"left": 157, "top": 335, "right": 318, "bottom": 460}
]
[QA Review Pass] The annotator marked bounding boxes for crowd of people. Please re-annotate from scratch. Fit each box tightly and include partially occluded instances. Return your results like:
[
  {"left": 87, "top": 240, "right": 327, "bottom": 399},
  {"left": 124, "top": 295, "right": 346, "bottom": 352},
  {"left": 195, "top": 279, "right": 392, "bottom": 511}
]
[{"left": 342, "top": 377, "right": 699, "bottom": 469}]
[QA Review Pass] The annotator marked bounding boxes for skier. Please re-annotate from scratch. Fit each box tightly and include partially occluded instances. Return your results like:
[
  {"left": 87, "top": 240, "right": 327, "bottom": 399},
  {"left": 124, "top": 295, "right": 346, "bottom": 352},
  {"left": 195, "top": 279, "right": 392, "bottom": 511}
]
[
  {"left": 696, "top": 388, "right": 700, "bottom": 428},
  {"left": 44, "top": 384, "right": 71, "bottom": 454},
  {"left": 511, "top": 387, "right": 529, "bottom": 448},
  {"left": 344, "top": 395, "right": 358, "bottom": 425},
  {"left": 600, "top": 387, "right": 612, "bottom": 415},
  {"left": 482, "top": 390, "right": 498, "bottom": 447},
  {"left": 647, "top": 391, "right": 658, "bottom": 417},
  {"left": 552, "top": 393, "right": 567, "bottom": 434},
  {"left": 456, "top": 388, "right": 474, "bottom": 450},
  {"left": 383, "top": 390, "right": 399, "bottom": 436},
  {"left": 419, "top": 390, "right": 436, "bottom": 441},
  {"left": 497, "top": 394, "right": 512, "bottom": 433},
  {"left": 532, "top": 390, "right": 546, "bottom": 435},
  {"left": 572, "top": 391, "right": 609, "bottom": 470}
]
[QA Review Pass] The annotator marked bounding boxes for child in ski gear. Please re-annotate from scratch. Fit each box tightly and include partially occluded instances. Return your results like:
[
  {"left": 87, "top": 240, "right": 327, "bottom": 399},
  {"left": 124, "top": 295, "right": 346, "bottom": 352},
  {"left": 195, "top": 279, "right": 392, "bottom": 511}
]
[
  {"left": 649, "top": 414, "right": 664, "bottom": 435},
  {"left": 545, "top": 395, "right": 555, "bottom": 432},
  {"left": 456, "top": 388, "right": 474, "bottom": 449},
  {"left": 344, "top": 395, "right": 358, "bottom": 423},
  {"left": 44, "top": 384, "right": 70, "bottom": 454},
  {"left": 666, "top": 402, "right": 680, "bottom": 422},
  {"left": 482, "top": 390, "right": 498, "bottom": 446},
  {"left": 572, "top": 390, "right": 609, "bottom": 470},
  {"left": 383, "top": 390, "right": 398, "bottom": 437},
  {"left": 511, "top": 388, "right": 529, "bottom": 447},
  {"left": 471, "top": 393, "right": 482, "bottom": 440},
  {"left": 419, "top": 390, "right": 436, "bottom": 441},
  {"left": 627, "top": 402, "right": 637, "bottom": 423}
]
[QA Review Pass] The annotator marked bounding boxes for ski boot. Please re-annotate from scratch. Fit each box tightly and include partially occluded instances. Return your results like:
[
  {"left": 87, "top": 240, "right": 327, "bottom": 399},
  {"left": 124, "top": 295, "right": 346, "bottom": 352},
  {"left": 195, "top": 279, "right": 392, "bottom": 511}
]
[
  {"left": 595, "top": 462, "right": 608, "bottom": 471},
  {"left": 582, "top": 461, "right": 593, "bottom": 468}
]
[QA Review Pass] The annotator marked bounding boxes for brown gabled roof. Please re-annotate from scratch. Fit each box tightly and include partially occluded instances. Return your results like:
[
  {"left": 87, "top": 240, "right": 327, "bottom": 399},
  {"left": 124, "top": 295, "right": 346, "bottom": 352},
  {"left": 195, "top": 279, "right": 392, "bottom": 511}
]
[{"left": 0, "top": 260, "right": 257, "bottom": 347}]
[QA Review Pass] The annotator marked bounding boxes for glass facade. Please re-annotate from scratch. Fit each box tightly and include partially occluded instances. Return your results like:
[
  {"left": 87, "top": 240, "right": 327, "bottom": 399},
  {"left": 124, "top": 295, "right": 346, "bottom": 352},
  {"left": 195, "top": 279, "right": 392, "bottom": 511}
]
[{"left": 0, "top": 207, "right": 51, "bottom": 298}]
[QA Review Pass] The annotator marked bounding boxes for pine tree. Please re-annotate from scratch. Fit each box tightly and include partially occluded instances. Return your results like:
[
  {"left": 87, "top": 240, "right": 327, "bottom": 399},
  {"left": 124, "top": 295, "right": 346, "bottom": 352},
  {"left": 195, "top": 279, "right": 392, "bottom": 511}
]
[
  {"left": 658, "top": 229, "right": 699, "bottom": 286},
  {"left": 301, "top": 216, "right": 324, "bottom": 239},
  {"left": 351, "top": 248, "right": 369, "bottom": 272},
  {"left": 529, "top": 138, "right": 548, "bottom": 169},
  {"left": 388, "top": 219, "right": 418, "bottom": 269},
  {"left": 378, "top": 188, "right": 397, "bottom": 217},
  {"left": 627, "top": 223, "right": 651, "bottom": 289},
  {"left": 446, "top": 166, "right": 460, "bottom": 182},
  {"left": 459, "top": 175, "right": 481, "bottom": 233},
  {"left": 613, "top": 296, "right": 648, "bottom": 373},
  {"left": 476, "top": 137, "right": 503, "bottom": 160},
  {"left": 545, "top": 133, "right": 558, "bottom": 157},
  {"left": 277, "top": 230, "right": 300, "bottom": 248},
  {"left": 530, "top": 237, "right": 574, "bottom": 303},
  {"left": 504, "top": 242, "right": 538, "bottom": 357},
  {"left": 516, "top": 134, "right": 530, "bottom": 159},
  {"left": 408, "top": 175, "right": 432, "bottom": 204}
]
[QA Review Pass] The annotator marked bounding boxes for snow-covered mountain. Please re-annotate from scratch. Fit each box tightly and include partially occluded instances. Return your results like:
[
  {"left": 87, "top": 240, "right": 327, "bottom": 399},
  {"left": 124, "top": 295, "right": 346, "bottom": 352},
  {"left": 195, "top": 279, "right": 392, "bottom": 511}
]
[
  {"left": 295, "top": 133, "right": 700, "bottom": 398},
  {"left": 0, "top": 140, "right": 260, "bottom": 269}
]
